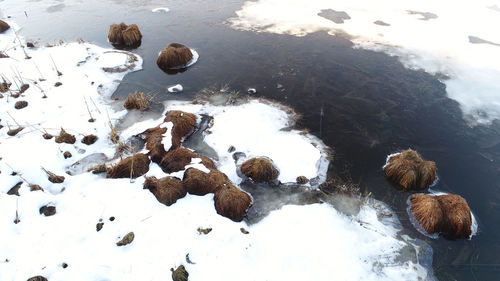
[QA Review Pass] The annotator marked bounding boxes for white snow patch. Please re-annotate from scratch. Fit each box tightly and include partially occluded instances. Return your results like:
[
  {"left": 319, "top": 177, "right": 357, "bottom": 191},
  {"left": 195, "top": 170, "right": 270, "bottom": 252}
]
[
  {"left": 160, "top": 122, "right": 174, "bottom": 152},
  {"left": 228, "top": 0, "right": 500, "bottom": 125},
  {"left": 164, "top": 99, "right": 330, "bottom": 184},
  {"left": 152, "top": 7, "right": 170, "bottom": 13},
  {"left": 167, "top": 84, "right": 183, "bottom": 93}
]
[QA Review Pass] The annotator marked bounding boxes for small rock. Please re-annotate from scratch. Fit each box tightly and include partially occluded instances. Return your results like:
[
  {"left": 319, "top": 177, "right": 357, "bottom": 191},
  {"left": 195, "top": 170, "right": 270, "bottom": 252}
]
[
  {"left": 109, "top": 216, "right": 115, "bottom": 221},
  {"left": 39, "top": 205, "right": 56, "bottom": 216},
  {"left": 30, "top": 184, "right": 43, "bottom": 192},
  {"left": 26, "top": 42, "right": 35, "bottom": 48},
  {"left": 247, "top": 88, "right": 256, "bottom": 94},
  {"left": 7, "top": 127, "right": 24, "bottom": 136},
  {"left": 7, "top": 182, "right": 22, "bottom": 196},
  {"left": 96, "top": 222, "right": 104, "bottom": 232},
  {"left": 228, "top": 145, "right": 236, "bottom": 153},
  {"left": 116, "top": 232, "right": 134, "bottom": 246},
  {"left": 15, "top": 100, "right": 28, "bottom": 109},
  {"left": 63, "top": 151, "right": 72, "bottom": 159},
  {"left": 296, "top": 176, "right": 309, "bottom": 184},
  {"left": 62, "top": 262, "right": 68, "bottom": 268},
  {"left": 54, "top": 82, "right": 62, "bottom": 87},
  {"left": 240, "top": 227, "right": 249, "bottom": 234},
  {"left": 171, "top": 265, "right": 189, "bottom": 281},
  {"left": 43, "top": 133, "right": 53, "bottom": 140},
  {"left": 19, "top": 84, "right": 29, "bottom": 93},
  {"left": 197, "top": 227, "right": 212, "bottom": 235},
  {"left": 81, "top": 134, "right": 98, "bottom": 145},
  {"left": 27, "top": 276, "right": 47, "bottom": 281}
]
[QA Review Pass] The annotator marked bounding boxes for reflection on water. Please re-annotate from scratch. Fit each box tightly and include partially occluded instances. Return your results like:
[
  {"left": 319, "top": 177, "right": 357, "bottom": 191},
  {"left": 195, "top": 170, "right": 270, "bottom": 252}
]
[{"left": 2, "top": 0, "right": 500, "bottom": 279}]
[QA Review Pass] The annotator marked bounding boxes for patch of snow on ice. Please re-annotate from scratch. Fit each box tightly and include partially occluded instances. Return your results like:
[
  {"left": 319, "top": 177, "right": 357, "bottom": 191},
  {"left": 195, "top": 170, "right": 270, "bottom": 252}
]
[
  {"left": 160, "top": 122, "right": 174, "bottom": 151},
  {"left": 168, "top": 84, "right": 183, "bottom": 93},
  {"left": 152, "top": 7, "right": 170, "bottom": 13}
]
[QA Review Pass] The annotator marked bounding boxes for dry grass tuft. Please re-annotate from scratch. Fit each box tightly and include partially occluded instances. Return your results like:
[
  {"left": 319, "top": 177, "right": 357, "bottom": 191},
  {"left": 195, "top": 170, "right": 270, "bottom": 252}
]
[
  {"left": 410, "top": 193, "right": 472, "bottom": 239},
  {"left": 214, "top": 184, "right": 252, "bottom": 222},
  {"left": 123, "top": 91, "right": 150, "bottom": 110},
  {"left": 55, "top": 128, "right": 76, "bottom": 144},
  {"left": 240, "top": 157, "right": 279, "bottom": 183},
  {"left": 143, "top": 176, "right": 186, "bottom": 206},
  {"left": 384, "top": 149, "right": 436, "bottom": 190},
  {"left": 160, "top": 147, "right": 215, "bottom": 174},
  {"left": 182, "top": 168, "right": 229, "bottom": 196},
  {"left": 106, "top": 153, "right": 150, "bottom": 179},
  {"left": 42, "top": 167, "right": 65, "bottom": 183},
  {"left": 108, "top": 23, "right": 142, "bottom": 47},
  {"left": 164, "top": 110, "right": 197, "bottom": 146},
  {"left": 156, "top": 43, "right": 193, "bottom": 70}
]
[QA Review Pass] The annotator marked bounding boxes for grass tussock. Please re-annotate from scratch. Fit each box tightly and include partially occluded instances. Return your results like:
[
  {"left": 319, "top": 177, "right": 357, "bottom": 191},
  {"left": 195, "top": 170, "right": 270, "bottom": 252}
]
[
  {"left": 143, "top": 176, "right": 186, "bottom": 206},
  {"left": 140, "top": 126, "right": 168, "bottom": 163},
  {"left": 240, "top": 157, "right": 279, "bottom": 183},
  {"left": 214, "top": 184, "right": 252, "bottom": 222},
  {"left": 156, "top": 43, "right": 193, "bottom": 70},
  {"left": 42, "top": 168, "right": 65, "bottom": 183},
  {"left": 182, "top": 168, "right": 229, "bottom": 196},
  {"left": 82, "top": 134, "right": 98, "bottom": 145},
  {"left": 55, "top": 128, "right": 76, "bottom": 144},
  {"left": 164, "top": 110, "right": 197, "bottom": 145},
  {"left": 160, "top": 147, "right": 215, "bottom": 174},
  {"left": 384, "top": 149, "right": 436, "bottom": 190},
  {"left": 410, "top": 193, "right": 472, "bottom": 239},
  {"left": 106, "top": 153, "right": 150, "bottom": 179},
  {"left": 108, "top": 23, "right": 142, "bottom": 47}
]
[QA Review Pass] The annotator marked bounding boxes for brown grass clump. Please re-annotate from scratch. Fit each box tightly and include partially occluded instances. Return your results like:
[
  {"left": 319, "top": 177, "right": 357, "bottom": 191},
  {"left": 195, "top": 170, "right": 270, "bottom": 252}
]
[
  {"left": 410, "top": 193, "right": 472, "bottom": 239},
  {"left": 0, "top": 20, "right": 9, "bottom": 33},
  {"left": 384, "top": 149, "right": 436, "bottom": 190},
  {"left": 123, "top": 91, "right": 149, "bottom": 110},
  {"left": 55, "top": 128, "right": 76, "bottom": 144},
  {"left": 143, "top": 176, "right": 187, "bottom": 206},
  {"left": 141, "top": 126, "right": 168, "bottom": 163},
  {"left": 182, "top": 168, "right": 230, "bottom": 196},
  {"left": 160, "top": 147, "right": 215, "bottom": 174},
  {"left": 164, "top": 110, "right": 197, "bottom": 145},
  {"left": 106, "top": 153, "right": 150, "bottom": 179},
  {"left": 319, "top": 178, "right": 360, "bottom": 195},
  {"left": 88, "top": 164, "right": 107, "bottom": 174},
  {"left": 156, "top": 43, "right": 193, "bottom": 70},
  {"left": 214, "top": 184, "right": 252, "bottom": 222},
  {"left": 82, "top": 134, "right": 98, "bottom": 145},
  {"left": 171, "top": 265, "right": 189, "bottom": 281},
  {"left": 240, "top": 157, "right": 279, "bottom": 183},
  {"left": 108, "top": 23, "right": 142, "bottom": 47}
]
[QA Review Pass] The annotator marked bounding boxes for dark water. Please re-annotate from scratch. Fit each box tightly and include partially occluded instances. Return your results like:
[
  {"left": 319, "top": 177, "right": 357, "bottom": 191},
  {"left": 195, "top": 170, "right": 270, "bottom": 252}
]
[{"left": 3, "top": 0, "right": 500, "bottom": 280}]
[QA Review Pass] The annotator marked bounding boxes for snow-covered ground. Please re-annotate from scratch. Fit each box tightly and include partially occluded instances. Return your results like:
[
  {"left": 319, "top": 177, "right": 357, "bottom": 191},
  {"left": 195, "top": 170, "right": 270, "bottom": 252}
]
[
  {"left": 228, "top": 0, "right": 500, "bottom": 125},
  {"left": 0, "top": 21, "right": 435, "bottom": 281}
]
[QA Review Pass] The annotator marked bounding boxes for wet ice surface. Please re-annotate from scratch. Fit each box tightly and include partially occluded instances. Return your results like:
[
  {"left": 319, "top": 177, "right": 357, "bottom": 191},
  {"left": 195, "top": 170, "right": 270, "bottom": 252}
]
[{"left": 228, "top": 0, "right": 500, "bottom": 125}]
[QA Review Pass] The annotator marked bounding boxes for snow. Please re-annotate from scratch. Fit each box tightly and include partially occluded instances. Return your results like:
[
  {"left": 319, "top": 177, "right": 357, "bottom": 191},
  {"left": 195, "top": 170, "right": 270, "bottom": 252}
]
[
  {"left": 164, "top": 99, "right": 330, "bottom": 185},
  {"left": 0, "top": 20, "right": 434, "bottom": 281},
  {"left": 228, "top": 0, "right": 500, "bottom": 125},
  {"left": 167, "top": 84, "right": 183, "bottom": 93},
  {"left": 160, "top": 121, "right": 174, "bottom": 151},
  {"left": 152, "top": 7, "right": 170, "bottom": 13}
]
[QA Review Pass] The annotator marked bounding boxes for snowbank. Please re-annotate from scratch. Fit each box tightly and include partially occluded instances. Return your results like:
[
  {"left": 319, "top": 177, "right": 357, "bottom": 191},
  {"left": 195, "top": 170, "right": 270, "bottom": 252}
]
[{"left": 228, "top": 0, "right": 500, "bottom": 125}]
